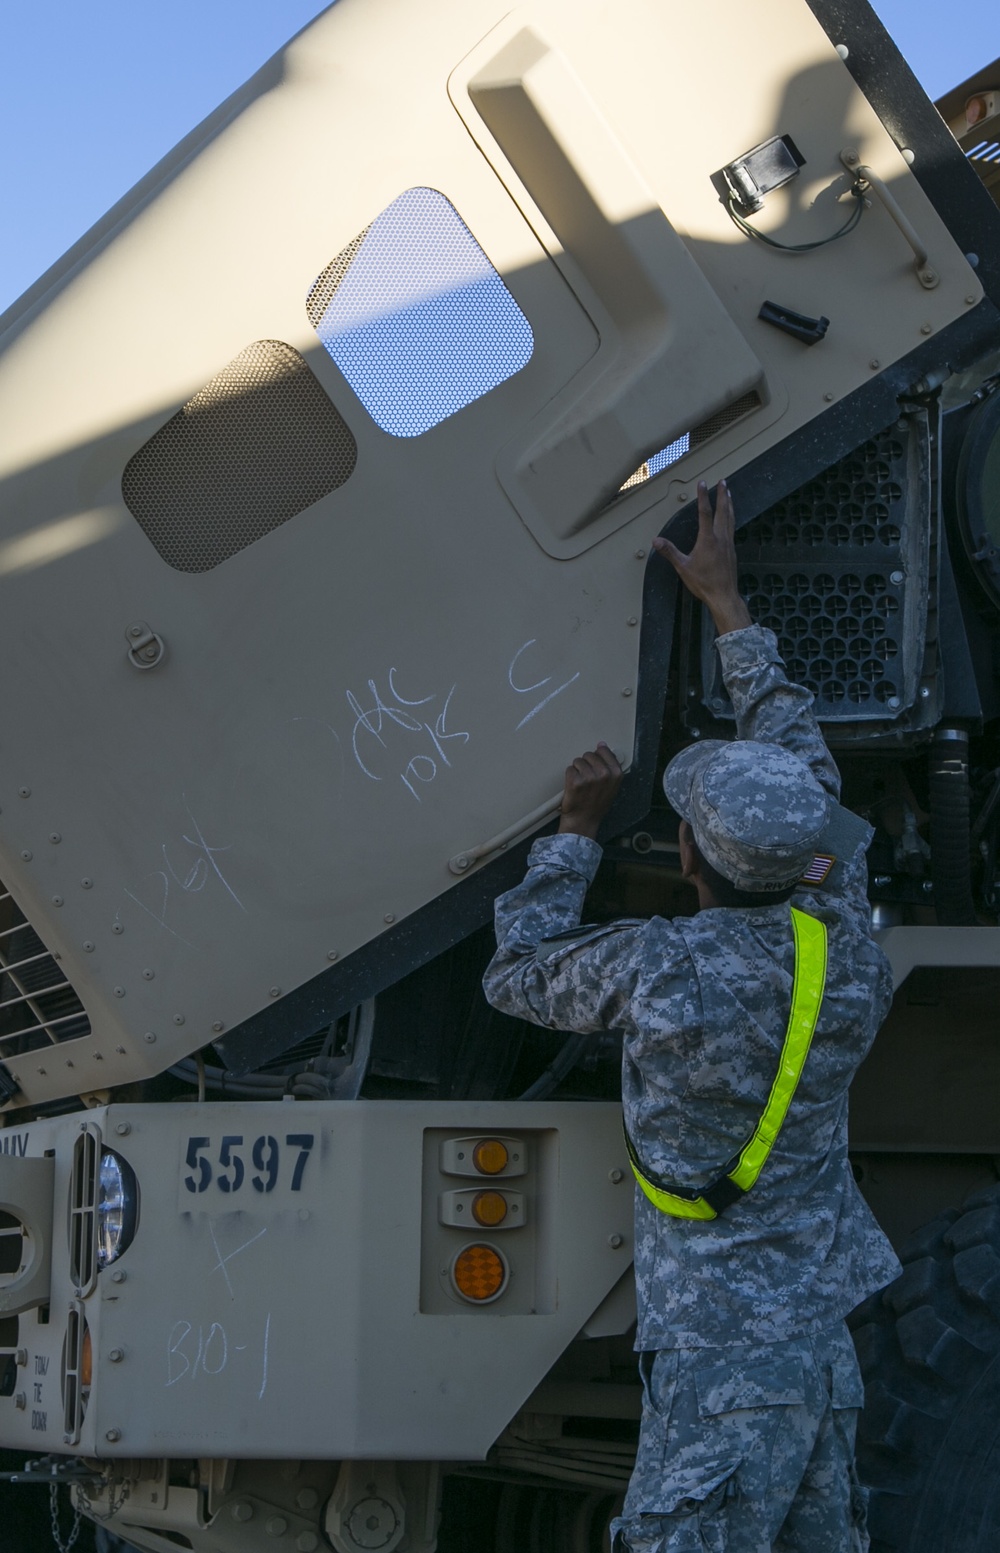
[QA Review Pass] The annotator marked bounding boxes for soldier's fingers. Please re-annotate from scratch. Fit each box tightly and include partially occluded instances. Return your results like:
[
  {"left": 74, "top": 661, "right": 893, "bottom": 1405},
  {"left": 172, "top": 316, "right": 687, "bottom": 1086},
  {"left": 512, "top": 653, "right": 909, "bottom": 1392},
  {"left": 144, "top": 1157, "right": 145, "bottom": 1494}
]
[
  {"left": 573, "top": 752, "right": 609, "bottom": 781},
  {"left": 651, "top": 535, "right": 687, "bottom": 573},
  {"left": 713, "top": 479, "right": 734, "bottom": 536},
  {"left": 696, "top": 479, "right": 714, "bottom": 536},
  {"left": 595, "top": 742, "right": 623, "bottom": 778}
]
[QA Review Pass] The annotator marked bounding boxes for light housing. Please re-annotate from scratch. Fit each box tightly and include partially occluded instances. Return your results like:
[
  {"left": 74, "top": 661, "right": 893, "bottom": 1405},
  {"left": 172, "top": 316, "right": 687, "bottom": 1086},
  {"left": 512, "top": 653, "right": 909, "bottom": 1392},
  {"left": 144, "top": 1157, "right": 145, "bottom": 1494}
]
[
  {"left": 96, "top": 1149, "right": 139, "bottom": 1268},
  {"left": 471, "top": 1190, "right": 509, "bottom": 1227},
  {"left": 472, "top": 1138, "right": 509, "bottom": 1176},
  {"left": 450, "top": 1243, "right": 508, "bottom": 1304}
]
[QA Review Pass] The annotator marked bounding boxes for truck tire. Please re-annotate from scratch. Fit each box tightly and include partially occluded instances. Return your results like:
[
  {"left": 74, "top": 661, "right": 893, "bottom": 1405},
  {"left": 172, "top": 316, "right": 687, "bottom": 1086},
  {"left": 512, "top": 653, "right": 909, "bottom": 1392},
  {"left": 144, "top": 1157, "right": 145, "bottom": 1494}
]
[
  {"left": 848, "top": 1183, "right": 1000, "bottom": 1552},
  {"left": 494, "top": 1484, "right": 619, "bottom": 1553},
  {"left": 438, "top": 1478, "right": 619, "bottom": 1553}
]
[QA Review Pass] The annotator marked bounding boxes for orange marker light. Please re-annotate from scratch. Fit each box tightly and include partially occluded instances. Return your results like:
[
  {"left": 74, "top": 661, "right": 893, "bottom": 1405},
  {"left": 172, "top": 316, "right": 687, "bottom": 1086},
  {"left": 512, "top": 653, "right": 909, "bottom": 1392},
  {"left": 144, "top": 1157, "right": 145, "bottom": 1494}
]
[
  {"left": 451, "top": 1243, "right": 508, "bottom": 1303},
  {"left": 472, "top": 1138, "right": 509, "bottom": 1176},
  {"left": 472, "top": 1190, "right": 508, "bottom": 1227},
  {"left": 81, "top": 1326, "right": 93, "bottom": 1388}
]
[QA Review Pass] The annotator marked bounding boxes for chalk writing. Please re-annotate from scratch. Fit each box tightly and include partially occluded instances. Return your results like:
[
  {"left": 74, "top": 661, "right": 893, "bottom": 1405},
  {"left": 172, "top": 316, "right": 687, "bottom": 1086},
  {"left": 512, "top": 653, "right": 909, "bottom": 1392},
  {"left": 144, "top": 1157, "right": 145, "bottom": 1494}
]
[
  {"left": 166, "top": 1312, "right": 270, "bottom": 1399},
  {"left": 508, "top": 640, "right": 581, "bottom": 729},
  {"left": 207, "top": 1221, "right": 267, "bottom": 1303},
  {"left": 123, "top": 635, "right": 583, "bottom": 945},
  {"left": 124, "top": 802, "right": 243, "bottom": 946},
  {"left": 346, "top": 671, "right": 470, "bottom": 803},
  {"left": 260, "top": 1312, "right": 270, "bottom": 1401}
]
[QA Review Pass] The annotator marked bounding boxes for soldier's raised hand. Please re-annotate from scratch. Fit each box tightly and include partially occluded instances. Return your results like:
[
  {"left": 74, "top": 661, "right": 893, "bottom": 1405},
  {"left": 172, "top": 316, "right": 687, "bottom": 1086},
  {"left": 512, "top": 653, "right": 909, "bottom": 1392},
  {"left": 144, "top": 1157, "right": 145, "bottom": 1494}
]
[{"left": 652, "top": 480, "right": 752, "bottom": 637}]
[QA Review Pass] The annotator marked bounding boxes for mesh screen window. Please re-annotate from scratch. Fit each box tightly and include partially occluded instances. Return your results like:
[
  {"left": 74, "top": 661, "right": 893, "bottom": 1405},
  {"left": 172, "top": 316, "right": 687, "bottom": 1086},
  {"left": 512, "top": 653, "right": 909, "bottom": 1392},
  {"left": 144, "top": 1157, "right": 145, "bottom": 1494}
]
[
  {"left": 122, "top": 340, "right": 357, "bottom": 573},
  {"left": 306, "top": 187, "right": 534, "bottom": 437}
]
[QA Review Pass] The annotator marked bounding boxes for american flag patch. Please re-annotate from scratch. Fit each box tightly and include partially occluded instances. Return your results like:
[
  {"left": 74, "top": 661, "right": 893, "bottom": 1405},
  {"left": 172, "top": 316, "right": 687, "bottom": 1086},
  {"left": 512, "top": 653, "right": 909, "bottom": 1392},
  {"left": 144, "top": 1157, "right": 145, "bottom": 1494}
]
[{"left": 801, "top": 853, "right": 835, "bottom": 885}]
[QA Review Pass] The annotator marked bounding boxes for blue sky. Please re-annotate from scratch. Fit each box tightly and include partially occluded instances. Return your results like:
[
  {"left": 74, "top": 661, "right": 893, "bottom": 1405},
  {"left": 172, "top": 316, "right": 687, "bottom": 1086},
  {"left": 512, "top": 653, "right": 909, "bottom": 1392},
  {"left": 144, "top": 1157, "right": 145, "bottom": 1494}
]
[{"left": 0, "top": 0, "right": 997, "bottom": 316}]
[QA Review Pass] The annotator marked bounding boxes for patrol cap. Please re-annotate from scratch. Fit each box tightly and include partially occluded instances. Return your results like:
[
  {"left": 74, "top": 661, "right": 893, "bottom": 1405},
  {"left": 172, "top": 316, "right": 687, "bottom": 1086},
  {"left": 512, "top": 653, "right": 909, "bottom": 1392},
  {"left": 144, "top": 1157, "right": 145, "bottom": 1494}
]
[{"left": 663, "top": 740, "right": 830, "bottom": 892}]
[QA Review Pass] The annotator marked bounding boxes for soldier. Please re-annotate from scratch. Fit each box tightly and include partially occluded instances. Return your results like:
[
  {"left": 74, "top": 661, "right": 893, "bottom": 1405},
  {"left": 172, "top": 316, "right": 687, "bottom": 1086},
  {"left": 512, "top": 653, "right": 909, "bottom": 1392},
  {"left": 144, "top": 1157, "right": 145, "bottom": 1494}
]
[{"left": 483, "top": 480, "right": 901, "bottom": 1551}]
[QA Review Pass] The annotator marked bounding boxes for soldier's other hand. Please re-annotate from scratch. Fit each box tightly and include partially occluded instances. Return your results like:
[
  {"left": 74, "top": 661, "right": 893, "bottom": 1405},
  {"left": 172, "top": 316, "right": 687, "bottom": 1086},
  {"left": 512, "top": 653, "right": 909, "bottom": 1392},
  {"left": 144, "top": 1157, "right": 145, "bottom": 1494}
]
[
  {"left": 651, "top": 480, "right": 752, "bottom": 637},
  {"left": 558, "top": 743, "right": 623, "bottom": 840}
]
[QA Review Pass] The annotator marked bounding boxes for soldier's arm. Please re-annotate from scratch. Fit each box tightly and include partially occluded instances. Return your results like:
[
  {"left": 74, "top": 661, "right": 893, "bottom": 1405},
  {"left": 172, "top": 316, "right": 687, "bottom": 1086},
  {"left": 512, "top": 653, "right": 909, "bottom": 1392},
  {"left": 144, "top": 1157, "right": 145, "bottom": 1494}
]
[
  {"left": 483, "top": 832, "right": 649, "bottom": 1032},
  {"left": 655, "top": 481, "right": 840, "bottom": 800},
  {"left": 483, "top": 745, "right": 658, "bottom": 1031}
]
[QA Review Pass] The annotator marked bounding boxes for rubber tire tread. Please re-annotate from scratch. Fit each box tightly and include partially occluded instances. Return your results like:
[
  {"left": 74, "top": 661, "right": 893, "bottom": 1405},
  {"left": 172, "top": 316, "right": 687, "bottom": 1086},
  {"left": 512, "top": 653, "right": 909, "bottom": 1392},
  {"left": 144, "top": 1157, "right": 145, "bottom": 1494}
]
[{"left": 848, "top": 1183, "right": 1000, "bottom": 1552}]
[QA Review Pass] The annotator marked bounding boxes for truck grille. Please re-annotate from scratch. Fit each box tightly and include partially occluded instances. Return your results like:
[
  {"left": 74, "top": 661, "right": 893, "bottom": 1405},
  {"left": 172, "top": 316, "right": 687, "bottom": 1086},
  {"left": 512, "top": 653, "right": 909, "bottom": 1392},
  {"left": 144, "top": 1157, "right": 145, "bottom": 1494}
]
[
  {"left": 62, "top": 1301, "right": 87, "bottom": 1443},
  {"left": 0, "top": 1304, "right": 19, "bottom": 1401},
  {"left": 0, "top": 883, "right": 90, "bottom": 1060},
  {"left": 68, "top": 1128, "right": 99, "bottom": 1297},
  {"left": 694, "top": 412, "right": 940, "bottom": 739}
]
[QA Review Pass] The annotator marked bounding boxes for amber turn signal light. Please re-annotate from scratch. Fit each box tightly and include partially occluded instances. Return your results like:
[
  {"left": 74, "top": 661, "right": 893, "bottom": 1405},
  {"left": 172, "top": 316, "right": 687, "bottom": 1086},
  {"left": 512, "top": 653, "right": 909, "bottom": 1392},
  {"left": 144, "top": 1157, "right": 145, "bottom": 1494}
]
[
  {"left": 471, "top": 1190, "right": 508, "bottom": 1227},
  {"left": 451, "top": 1243, "right": 508, "bottom": 1303},
  {"left": 472, "top": 1138, "right": 509, "bottom": 1175}
]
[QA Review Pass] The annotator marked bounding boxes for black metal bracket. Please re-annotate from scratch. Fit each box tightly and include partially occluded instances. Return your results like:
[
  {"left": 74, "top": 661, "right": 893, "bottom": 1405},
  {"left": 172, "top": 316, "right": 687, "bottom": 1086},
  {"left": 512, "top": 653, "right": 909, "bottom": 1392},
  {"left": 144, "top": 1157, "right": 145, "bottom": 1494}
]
[{"left": 759, "top": 300, "right": 830, "bottom": 345}]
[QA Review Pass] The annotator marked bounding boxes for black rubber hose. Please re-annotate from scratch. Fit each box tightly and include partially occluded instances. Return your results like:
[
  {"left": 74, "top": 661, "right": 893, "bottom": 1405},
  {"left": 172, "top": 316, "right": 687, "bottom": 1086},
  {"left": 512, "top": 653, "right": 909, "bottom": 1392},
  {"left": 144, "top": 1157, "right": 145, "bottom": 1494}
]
[
  {"left": 516, "top": 1033, "right": 592, "bottom": 1101},
  {"left": 929, "top": 729, "right": 978, "bottom": 926}
]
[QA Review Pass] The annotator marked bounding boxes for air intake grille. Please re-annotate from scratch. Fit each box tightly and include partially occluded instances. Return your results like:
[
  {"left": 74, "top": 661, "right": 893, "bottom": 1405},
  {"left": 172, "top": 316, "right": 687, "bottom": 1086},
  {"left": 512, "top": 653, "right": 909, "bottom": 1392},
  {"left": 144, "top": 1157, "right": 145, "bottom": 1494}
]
[
  {"left": 0, "top": 883, "right": 90, "bottom": 1060},
  {"left": 696, "top": 414, "right": 937, "bottom": 733},
  {"left": 122, "top": 340, "right": 357, "bottom": 572},
  {"left": 0, "top": 1304, "right": 18, "bottom": 1401},
  {"left": 69, "top": 1129, "right": 98, "bottom": 1298},
  {"left": 63, "top": 1301, "right": 87, "bottom": 1444},
  {"left": 307, "top": 187, "right": 534, "bottom": 437}
]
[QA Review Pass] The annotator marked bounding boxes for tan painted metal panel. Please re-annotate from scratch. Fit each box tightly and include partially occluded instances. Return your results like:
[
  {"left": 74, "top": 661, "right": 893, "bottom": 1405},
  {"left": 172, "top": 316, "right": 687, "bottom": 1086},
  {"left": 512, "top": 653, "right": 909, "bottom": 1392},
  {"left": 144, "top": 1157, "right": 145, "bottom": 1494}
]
[{"left": 0, "top": 0, "right": 982, "bottom": 1106}]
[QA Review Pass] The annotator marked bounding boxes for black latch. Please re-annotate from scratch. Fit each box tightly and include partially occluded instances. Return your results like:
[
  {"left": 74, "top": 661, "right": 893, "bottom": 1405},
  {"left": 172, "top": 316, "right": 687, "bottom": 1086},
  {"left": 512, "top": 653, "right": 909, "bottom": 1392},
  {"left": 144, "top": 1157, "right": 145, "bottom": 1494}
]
[
  {"left": 758, "top": 300, "right": 830, "bottom": 346},
  {"left": 0, "top": 1063, "right": 22, "bottom": 1105}
]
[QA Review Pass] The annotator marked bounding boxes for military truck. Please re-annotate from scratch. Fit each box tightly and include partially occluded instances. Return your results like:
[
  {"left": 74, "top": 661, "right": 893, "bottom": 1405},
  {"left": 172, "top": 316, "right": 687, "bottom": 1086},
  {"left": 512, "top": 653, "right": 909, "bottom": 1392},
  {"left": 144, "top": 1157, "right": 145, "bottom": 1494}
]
[{"left": 1, "top": 2, "right": 998, "bottom": 1550}]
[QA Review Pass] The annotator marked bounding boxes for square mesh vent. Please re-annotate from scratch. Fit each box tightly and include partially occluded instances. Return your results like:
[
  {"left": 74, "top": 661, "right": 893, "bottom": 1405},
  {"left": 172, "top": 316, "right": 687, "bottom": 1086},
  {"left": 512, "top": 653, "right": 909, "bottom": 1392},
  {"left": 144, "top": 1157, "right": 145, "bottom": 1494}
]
[
  {"left": 122, "top": 340, "right": 357, "bottom": 573},
  {"left": 307, "top": 187, "right": 534, "bottom": 437},
  {"left": 698, "top": 414, "right": 935, "bottom": 729}
]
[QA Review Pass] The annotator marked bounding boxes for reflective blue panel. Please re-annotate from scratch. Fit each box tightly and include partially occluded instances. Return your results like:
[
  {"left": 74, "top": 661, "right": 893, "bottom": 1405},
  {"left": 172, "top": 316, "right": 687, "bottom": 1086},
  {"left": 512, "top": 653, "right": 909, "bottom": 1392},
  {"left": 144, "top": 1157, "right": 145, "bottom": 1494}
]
[
  {"left": 648, "top": 435, "right": 690, "bottom": 475},
  {"left": 308, "top": 188, "right": 534, "bottom": 437}
]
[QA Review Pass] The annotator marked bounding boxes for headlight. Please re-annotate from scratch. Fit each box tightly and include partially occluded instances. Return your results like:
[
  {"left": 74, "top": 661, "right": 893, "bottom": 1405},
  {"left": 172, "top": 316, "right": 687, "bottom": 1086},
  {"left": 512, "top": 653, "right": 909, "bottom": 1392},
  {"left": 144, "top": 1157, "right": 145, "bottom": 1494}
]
[{"left": 96, "top": 1150, "right": 139, "bottom": 1268}]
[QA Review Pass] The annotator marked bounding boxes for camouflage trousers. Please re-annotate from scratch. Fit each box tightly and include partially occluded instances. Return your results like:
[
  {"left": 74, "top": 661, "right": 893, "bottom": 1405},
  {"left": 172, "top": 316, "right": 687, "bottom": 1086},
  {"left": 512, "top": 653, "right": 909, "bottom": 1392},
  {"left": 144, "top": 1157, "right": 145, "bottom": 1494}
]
[{"left": 610, "top": 1322, "right": 868, "bottom": 1552}]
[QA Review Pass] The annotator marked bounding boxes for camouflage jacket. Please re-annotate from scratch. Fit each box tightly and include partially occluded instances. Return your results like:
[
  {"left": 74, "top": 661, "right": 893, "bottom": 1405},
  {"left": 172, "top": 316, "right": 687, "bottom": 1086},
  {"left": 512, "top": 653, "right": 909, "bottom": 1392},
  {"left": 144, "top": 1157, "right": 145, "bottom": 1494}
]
[{"left": 483, "top": 623, "right": 901, "bottom": 1349}]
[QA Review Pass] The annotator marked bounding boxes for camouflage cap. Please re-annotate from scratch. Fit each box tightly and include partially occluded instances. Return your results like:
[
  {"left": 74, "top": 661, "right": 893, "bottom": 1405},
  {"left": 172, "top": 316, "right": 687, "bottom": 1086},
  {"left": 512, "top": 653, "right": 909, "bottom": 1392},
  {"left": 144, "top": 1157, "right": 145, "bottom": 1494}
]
[{"left": 663, "top": 740, "right": 830, "bottom": 892}]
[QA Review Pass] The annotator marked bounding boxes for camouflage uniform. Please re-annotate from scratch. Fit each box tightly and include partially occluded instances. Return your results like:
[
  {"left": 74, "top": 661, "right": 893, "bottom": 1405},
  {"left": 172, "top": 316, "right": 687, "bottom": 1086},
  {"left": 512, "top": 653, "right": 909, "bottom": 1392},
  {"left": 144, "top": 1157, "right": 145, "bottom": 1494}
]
[{"left": 483, "top": 624, "right": 900, "bottom": 1550}]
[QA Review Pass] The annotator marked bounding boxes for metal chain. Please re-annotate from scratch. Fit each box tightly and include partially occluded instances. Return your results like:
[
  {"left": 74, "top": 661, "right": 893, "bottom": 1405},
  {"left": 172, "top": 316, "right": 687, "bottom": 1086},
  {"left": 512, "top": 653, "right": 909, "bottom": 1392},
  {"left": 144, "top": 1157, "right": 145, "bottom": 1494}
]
[
  {"left": 81, "top": 1472, "right": 131, "bottom": 1523},
  {"left": 98, "top": 1476, "right": 131, "bottom": 1522},
  {"left": 49, "top": 1483, "right": 83, "bottom": 1553}
]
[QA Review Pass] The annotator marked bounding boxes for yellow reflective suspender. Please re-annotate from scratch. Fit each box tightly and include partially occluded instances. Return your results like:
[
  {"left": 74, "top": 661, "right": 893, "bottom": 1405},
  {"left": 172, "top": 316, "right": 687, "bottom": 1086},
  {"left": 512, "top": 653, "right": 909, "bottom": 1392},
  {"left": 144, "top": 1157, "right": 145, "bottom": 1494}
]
[{"left": 625, "top": 907, "right": 829, "bottom": 1221}]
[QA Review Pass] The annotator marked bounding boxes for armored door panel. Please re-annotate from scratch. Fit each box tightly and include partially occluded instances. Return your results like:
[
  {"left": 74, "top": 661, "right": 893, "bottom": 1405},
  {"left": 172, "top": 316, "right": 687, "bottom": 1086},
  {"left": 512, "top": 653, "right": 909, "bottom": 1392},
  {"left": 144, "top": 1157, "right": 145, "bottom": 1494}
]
[{"left": 0, "top": 0, "right": 997, "bottom": 1104}]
